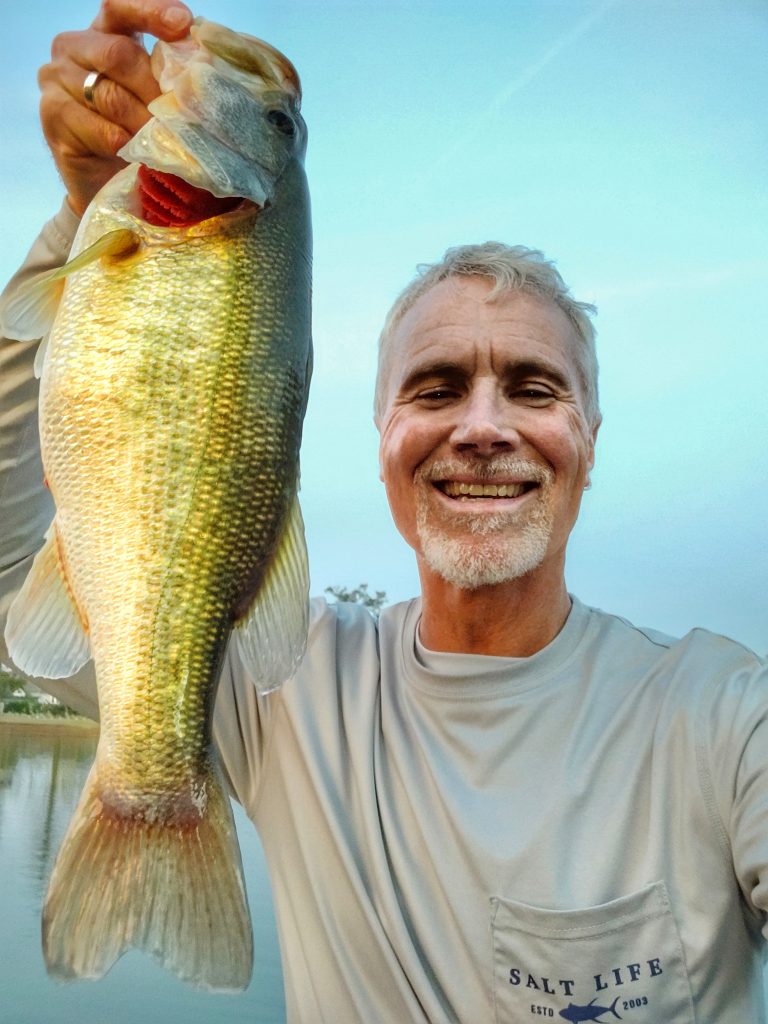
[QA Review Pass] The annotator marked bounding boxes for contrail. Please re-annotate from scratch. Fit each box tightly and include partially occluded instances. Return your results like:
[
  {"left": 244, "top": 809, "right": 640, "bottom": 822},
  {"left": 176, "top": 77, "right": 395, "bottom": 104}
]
[
  {"left": 420, "top": 0, "right": 622, "bottom": 186},
  {"left": 487, "top": 0, "right": 622, "bottom": 113}
]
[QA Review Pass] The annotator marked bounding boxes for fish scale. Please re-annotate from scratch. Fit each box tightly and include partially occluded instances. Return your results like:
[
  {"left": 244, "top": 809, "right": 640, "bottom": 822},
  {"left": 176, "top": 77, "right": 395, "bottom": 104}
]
[{"left": 46, "top": 213, "right": 301, "bottom": 789}]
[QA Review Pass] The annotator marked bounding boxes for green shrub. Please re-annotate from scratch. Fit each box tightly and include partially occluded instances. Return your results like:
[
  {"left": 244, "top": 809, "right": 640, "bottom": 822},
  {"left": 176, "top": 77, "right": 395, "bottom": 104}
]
[
  {"left": 0, "top": 670, "right": 28, "bottom": 700},
  {"left": 42, "top": 704, "right": 72, "bottom": 718},
  {"left": 2, "top": 699, "right": 35, "bottom": 715}
]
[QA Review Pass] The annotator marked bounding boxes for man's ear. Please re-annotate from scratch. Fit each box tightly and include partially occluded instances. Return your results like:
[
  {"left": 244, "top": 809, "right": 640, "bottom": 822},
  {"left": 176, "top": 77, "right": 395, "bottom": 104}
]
[
  {"left": 589, "top": 416, "right": 601, "bottom": 466},
  {"left": 374, "top": 414, "right": 385, "bottom": 481},
  {"left": 585, "top": 416, "right": 601, "bottom": 486}
]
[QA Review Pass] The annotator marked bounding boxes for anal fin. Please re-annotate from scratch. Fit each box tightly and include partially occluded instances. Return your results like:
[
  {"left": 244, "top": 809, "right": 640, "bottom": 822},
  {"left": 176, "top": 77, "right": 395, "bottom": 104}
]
[{"left": 231, "top": 495, "right": 309, "bottom": 695}]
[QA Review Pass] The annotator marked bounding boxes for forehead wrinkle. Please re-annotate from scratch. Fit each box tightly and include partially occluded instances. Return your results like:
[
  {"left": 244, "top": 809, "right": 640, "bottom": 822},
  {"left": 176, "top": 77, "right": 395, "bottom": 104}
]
[
  {"left": 401, "top": 297, "right": 575, "bottom": 356},
  {"left": 382, "top": 279, "right": 587, "bottom": 415},
  {"left": 399, "top": 323, "right": 577, "bottom": 385}
]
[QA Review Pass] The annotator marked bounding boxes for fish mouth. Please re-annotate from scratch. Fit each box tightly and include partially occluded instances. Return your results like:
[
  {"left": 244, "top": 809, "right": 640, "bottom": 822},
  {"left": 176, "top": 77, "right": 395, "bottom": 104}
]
[
  {"left": 135, "top": 164, "right": 248, "bottom": 227},
  {"left": 118, "top": 18, "right": 306, "bottom": 208}
]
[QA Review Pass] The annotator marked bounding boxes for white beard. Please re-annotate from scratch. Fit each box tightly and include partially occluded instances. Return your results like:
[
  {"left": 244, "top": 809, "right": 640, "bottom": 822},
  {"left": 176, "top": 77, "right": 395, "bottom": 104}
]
[{"left": 415, "top": 458, "right": 554, "bottom": 590}]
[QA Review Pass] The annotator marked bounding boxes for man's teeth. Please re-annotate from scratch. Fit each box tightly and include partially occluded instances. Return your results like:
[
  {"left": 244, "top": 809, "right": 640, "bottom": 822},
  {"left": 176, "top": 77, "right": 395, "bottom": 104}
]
[{"left": 441, "top": 482, "right": 528, "bottom": 498}]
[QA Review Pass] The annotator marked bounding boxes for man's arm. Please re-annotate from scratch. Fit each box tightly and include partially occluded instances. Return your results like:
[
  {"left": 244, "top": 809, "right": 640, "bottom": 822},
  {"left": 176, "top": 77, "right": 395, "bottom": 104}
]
[
  {"left": 0, "top": 203, "right": 102, "bottom": 716},
  {"left": 706, "top": 657, "right": 768, "bottom": 934}
]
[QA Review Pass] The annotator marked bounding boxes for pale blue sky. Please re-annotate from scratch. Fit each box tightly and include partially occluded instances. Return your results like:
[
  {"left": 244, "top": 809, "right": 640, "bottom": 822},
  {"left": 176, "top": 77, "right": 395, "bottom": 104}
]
[{"left": 2, "top": 0, "right": 766, "bottom": 650}]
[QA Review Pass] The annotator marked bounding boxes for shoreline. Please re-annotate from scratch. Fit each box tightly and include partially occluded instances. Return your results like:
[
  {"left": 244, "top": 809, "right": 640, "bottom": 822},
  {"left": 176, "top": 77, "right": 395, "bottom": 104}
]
[{"left": 0, "top": 712, "right": 98, "bottom": 737}]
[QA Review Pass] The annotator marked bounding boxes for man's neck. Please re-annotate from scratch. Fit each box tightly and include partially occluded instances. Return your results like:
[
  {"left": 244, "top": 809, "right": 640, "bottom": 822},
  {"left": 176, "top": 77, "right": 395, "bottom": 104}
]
[{"left": 416, "top": 560, "right": 572, "bottom": 658}]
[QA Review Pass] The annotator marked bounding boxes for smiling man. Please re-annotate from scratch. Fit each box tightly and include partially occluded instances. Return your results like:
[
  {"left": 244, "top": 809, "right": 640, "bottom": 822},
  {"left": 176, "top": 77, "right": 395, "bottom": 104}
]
[
  {"left": 375, "top": 255, "right": 599, "bottom": 658},
  {"left": 0, "top": 2, "right": 767, "bottom": 1023}
]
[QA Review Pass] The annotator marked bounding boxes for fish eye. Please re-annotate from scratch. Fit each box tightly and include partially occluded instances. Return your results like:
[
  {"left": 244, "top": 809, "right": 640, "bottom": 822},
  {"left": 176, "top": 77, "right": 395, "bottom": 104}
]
[{"left": 267, "top": 110, "right": 296, "bottom": 136}]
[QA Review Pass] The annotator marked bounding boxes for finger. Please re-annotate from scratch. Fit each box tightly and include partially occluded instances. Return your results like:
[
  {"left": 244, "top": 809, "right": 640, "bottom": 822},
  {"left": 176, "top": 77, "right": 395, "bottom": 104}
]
[
  {"left": 41, "top": 86, "right": 132, "bottom": 160},
  {"left": 89, "top": 76, "right": 152, "bottom": 137},
  {"left": 83, "top": 72, "right": 153, "bottom": 137},
  {"left": 42, "top": 58, "right": 154, "bottom": 136},
  {"left": 49, "top": 29, "right": 159, "bottom": 107},
  {"left": 91, "top": 0, "right": 192, "bottom": 41},
  {"left": 41, "top": 94, "right": 130, "bottom": 216}
]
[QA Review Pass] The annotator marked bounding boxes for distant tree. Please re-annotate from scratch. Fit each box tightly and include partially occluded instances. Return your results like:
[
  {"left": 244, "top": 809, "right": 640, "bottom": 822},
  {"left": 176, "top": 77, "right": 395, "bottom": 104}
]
[
  {"left": 0, "top": 669, "right": 27, "bottom": 700},
  {"left": 325, "top": 583, "right": 388, "bottom": 618}
]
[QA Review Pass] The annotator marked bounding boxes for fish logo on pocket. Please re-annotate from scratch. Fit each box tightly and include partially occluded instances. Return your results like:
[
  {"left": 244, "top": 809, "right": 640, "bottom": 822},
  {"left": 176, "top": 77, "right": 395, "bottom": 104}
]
[{"left": 559, "top": 997, "right": 622, "bottom": 1021}]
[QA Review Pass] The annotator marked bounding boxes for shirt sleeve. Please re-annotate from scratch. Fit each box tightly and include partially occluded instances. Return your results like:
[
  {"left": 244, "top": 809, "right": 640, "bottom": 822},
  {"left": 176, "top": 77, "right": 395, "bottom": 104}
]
[
  {"left": 212, "top": 596, "right": 332, "bottom": 817},
  {"left": 0, "top": 202, "right": 97, "bottom": 717},
  {"left": 704, "top": 652, "right": 768, "bottom": 937}
]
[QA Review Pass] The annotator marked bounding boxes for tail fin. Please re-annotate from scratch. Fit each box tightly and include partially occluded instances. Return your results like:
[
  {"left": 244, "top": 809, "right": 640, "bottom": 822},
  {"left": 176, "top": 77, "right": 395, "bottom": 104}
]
[{"left": 42, "top": 762, "right": 253, "bottom": 991}]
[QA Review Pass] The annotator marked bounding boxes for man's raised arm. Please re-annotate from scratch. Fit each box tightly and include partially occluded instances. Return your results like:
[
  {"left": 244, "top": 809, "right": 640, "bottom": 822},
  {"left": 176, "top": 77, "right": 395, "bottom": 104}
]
[{"left": 0, "top": 206, "right": 99, "bottom": 716}]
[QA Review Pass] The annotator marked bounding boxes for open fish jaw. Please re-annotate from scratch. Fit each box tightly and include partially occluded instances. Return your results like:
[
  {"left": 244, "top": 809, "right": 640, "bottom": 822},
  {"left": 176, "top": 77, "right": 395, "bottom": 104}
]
[
  {"left": 186, "top": 17, "right": 302, "bottom": 99},
  {"left": 120, "top": 17, "right": 306, "bottom": 202}
]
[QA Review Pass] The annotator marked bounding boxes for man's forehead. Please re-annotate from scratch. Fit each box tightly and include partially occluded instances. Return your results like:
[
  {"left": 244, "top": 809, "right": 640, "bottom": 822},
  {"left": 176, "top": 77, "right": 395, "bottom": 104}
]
[{"left": 392, "top": 276, "right": 578, "bottom": 365}]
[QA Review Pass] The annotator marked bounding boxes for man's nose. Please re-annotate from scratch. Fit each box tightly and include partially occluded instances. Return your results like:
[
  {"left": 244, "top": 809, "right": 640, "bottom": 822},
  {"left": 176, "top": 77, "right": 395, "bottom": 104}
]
[{"left": 449, "top": 387, "right": 520, "bottom": 455}]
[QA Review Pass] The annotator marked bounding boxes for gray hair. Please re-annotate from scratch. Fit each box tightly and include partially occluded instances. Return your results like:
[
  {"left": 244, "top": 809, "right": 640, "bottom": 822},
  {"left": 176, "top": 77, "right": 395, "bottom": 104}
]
[{"left": 374, "top": 242, "right": 600, "bottom": 428}]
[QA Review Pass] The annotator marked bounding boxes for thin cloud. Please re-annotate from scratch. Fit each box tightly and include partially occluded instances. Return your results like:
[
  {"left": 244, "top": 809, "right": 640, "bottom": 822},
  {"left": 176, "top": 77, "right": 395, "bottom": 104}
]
[{"left": 424, "top": 0, "right": 623, "bottom": 183}]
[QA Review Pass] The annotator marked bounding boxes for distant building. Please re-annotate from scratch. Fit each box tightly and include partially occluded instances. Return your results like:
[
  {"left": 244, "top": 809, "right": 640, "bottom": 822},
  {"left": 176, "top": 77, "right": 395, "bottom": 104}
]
[{"left": 23, "top": 683, "right": 59, "bottom": 706}]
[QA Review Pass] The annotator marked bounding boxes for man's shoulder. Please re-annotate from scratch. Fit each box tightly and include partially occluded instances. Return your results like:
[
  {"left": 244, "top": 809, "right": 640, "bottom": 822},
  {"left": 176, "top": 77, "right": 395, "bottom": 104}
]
[
  {"left": 308, "top": 595, "right": 380, "bottom": 635},
  {"left": 309, "top": 595, "right": 417, "bottom": 637},
  {"left": 306, "top": 595, "right": 388, "bottom": 664},
  {"left": 579, "top": 597, "right": 765, "bottom": 697},
  {"left": 579, "top": 600, "right": 676, "bottom": 654}
]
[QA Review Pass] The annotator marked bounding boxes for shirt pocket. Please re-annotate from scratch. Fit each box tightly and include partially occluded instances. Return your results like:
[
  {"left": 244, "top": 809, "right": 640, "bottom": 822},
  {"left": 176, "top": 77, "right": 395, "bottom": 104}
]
[{"left": 490, "top": 881, "right": 695, "bottom": 1024}]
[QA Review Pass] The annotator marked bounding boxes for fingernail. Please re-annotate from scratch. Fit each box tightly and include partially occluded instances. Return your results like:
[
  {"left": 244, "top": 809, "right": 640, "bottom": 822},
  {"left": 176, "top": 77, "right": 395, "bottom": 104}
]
[{"left": 162, "top": 7, "right": 191, "bottom": 31}]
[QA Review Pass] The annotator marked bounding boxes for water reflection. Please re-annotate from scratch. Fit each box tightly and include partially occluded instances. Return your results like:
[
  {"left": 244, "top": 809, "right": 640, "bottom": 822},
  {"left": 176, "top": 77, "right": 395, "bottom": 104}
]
[
  {"left": 0, "top": 728, "right": 94, "bottom": 899},
  {"left": 0, "top": 723, "right": 285, "bottom": 1024}
]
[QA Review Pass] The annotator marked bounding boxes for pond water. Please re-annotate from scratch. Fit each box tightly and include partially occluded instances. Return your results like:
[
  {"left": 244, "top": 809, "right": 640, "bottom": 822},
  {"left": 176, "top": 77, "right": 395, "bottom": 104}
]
[{"left": 0, "top": 724, "right": 285, "bottom": 1024}]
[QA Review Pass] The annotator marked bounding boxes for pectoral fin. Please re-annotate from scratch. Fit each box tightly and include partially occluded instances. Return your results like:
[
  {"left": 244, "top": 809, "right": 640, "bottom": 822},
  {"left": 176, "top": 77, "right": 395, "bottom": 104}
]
[
  {"left": 0, "top": 228, "right": 140, "bottom": 344},
  {"left": 231, "top": 495, "right": 309, "bottom": 695},
  {"left": 4, "top": 523, "right": 90, "bottom": 678}
]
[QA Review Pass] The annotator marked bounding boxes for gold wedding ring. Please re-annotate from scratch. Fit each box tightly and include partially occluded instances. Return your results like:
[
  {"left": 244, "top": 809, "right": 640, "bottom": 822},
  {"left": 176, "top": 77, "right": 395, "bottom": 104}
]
[{"left": 82, "top": 70, "right": 105, "bottom": 112}]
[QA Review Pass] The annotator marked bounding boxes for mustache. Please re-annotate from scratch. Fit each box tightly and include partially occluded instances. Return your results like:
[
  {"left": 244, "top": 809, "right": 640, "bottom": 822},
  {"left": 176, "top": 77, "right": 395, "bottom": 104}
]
[{"left": 415, "top": 456, "right": 553, "bottom": 486}]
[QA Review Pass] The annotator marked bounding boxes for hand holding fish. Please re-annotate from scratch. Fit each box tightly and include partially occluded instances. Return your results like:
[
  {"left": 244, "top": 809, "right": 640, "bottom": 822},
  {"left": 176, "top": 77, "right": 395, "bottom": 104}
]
[{"left": 38, "top": 0, "right": 193, "bottom": 216}]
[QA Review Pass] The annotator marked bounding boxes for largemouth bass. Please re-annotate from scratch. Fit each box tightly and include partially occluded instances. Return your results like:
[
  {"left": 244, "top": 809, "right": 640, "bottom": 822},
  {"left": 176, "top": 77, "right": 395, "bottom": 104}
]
[{"left": 2, "top": 18, "right": 311, "bottom": 991}]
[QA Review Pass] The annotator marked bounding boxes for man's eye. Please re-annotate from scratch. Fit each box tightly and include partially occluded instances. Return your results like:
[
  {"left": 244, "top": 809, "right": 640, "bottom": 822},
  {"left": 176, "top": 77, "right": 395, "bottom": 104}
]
[
  {"left": 514, "top": 387, "right": 555, "bottom": 403},
  {"left": 417, "top": 388, "right": 457, "bottom": 402}
]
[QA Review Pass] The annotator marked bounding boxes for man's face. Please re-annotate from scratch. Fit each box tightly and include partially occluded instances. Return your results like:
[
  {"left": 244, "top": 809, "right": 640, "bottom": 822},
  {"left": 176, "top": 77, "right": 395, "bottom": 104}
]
[{"left": 377, "top": 276, "right": 599, "bottom": 589}]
